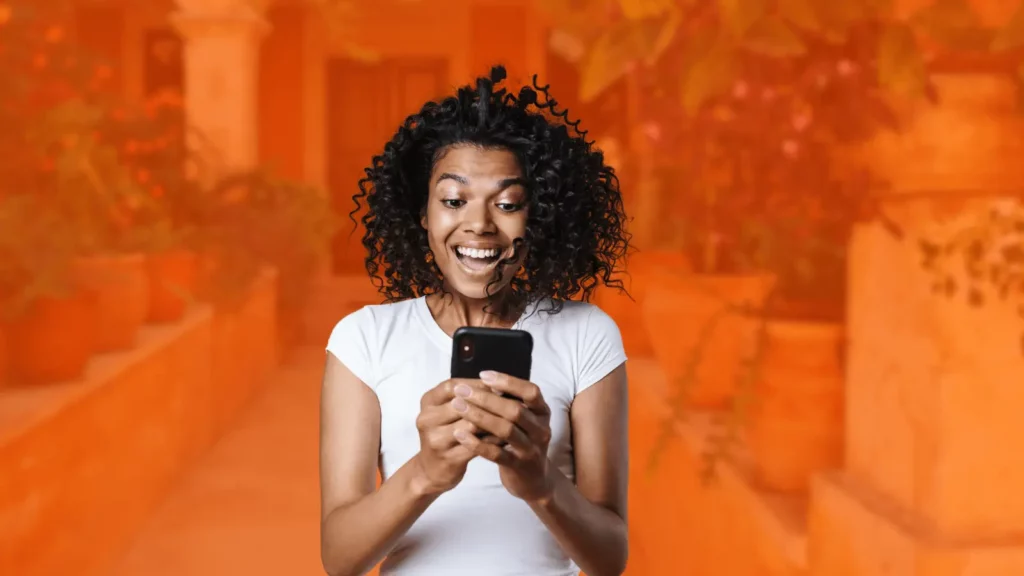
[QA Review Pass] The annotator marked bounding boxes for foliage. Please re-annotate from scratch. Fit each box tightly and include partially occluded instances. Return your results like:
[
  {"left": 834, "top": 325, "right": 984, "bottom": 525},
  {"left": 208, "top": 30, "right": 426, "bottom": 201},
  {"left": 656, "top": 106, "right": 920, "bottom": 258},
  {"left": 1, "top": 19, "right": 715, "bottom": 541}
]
[
  {"left": 0, "top": 0, "right": 161, "bottom": 311},
  {"left": 919, "top": 199, "right": 1024, "bottom": 353},
  {"left": 0, "top": 193, "right": 80, "bottom": 319},
  {"left": 0, "top": 0, "right": 334, "bottom": 328},
  {"left": 569, "top": 0, "right": 1024, "bottom": 110},
  {"left": 202, "top": 170, "right": 338, "bottom": 337}
]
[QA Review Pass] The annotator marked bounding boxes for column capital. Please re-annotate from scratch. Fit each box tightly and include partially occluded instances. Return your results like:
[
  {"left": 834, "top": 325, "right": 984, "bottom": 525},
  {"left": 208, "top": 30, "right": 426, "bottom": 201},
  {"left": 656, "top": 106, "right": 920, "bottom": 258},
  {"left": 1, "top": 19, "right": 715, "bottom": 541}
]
[{"left": 170, "top": 2, "right": 270, "bottom": 41}]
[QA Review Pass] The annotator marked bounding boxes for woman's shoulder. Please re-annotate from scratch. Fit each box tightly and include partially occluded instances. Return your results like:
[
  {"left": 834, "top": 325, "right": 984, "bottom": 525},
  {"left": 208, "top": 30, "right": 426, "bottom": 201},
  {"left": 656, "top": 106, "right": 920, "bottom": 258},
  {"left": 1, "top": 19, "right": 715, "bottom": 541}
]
[
  {"left": 330, "top": 297, "right": 421, "bottom": 338},
  {"left": 326, "top": 297, "right": 423, "bottom": 354},
  {"left": 528, "top": 299, "right": 620, "bottom": 336}
]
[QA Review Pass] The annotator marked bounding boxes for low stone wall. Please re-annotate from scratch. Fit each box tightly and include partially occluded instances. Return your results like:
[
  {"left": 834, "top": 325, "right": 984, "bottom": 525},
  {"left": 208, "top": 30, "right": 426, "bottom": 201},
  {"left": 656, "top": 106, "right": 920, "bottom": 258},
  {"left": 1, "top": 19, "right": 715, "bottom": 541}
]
[
  {"left": 625, "top": 359, "right": 807, "bottom": 576},
  {"left": 0, "top": 268, "right": 280, "bottom": 576}
]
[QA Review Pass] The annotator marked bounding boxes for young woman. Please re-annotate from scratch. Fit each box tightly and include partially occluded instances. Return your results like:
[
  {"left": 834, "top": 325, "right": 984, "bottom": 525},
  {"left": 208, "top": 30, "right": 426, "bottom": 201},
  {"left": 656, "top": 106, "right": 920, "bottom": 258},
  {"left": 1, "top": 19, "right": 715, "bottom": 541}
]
[{"left": 320, "top": 66, "right": 631, "bottom": 576}]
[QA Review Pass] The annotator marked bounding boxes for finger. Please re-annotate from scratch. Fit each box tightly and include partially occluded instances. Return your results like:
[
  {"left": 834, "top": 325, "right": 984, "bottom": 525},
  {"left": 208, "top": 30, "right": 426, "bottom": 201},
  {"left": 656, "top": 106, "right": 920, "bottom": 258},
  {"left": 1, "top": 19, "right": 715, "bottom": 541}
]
[
  {"left": 421, "top": 378, "right": 493, "bottom": 409},
  {"left": 456, "top": 384, "right": 547, "bottom": 441},
  {"left": 455, "top": 401, "right": 532, "bottom": 450},
  {"left": 420, "top": 379, "right": 457, "bottom": 408},
  {"left": 479, "top": 371, "right": 550, "bottom": 415},
  {"left": 415, "top": 403, "right": 461, "bottom": 431},
  {"left": 424, "top": 419, "right": 480, "bottom": 450},
  {"left": 444, "top": 442, "right": 476, "bottom": 464},
  {"left": 453, "top": 428, "right": 515, "bottom": 466}
]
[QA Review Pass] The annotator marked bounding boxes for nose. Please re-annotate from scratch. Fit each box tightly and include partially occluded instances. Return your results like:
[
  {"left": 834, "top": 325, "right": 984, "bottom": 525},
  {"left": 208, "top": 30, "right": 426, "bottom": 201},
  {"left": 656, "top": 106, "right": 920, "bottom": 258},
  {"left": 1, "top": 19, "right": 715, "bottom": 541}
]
[{"left": 462, "top": 201, "right": 496, "bottom": 235}]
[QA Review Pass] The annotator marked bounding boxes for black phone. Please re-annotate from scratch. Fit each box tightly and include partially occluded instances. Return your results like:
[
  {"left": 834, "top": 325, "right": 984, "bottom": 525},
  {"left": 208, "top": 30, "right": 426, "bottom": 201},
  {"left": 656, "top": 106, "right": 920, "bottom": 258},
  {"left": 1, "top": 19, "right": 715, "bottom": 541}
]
[{"left": 450, "top": 326, "right": 533, "bottom": 400}]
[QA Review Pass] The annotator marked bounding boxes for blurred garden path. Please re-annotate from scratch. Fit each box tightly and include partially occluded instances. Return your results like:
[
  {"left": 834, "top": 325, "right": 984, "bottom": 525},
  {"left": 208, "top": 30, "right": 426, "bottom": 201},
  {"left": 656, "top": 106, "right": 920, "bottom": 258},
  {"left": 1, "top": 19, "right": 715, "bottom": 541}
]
[
  {"left": 106, "top": 346, "right": 668, "bottom": 576},
  {"left": 108, "top": 347, "right": 327, "bottom": 576}
]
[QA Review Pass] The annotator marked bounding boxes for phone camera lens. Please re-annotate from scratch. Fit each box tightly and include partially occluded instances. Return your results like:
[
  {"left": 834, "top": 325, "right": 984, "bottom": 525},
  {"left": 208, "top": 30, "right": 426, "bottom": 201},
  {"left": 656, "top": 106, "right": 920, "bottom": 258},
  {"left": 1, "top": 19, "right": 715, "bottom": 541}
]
[{"left": 458, "top": 336, "right": 474, "bottom": 361}]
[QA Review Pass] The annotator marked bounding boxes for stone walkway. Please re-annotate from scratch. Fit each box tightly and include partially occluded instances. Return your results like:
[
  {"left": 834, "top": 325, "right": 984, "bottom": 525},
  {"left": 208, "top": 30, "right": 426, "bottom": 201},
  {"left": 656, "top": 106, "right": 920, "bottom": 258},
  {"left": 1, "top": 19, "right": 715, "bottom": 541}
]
[
  {"left": 108, "top": 347, "right": 666, "bottom": 576},
  {"left": 108, "top": 347, "right": 328, "bottom": 576}
]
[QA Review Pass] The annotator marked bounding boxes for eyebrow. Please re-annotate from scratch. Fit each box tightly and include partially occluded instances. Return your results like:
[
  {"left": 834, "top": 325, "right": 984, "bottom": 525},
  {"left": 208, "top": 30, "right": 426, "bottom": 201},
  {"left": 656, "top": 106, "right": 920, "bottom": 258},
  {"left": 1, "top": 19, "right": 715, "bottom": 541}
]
[{"left": 435, "top": 172, "right": 526, "bottom": 189}]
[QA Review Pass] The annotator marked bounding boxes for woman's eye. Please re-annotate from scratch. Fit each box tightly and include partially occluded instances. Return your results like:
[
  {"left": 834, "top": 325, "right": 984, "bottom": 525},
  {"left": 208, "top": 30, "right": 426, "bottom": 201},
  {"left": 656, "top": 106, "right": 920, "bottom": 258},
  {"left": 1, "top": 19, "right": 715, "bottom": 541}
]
[
  {"left": 441, "top": 199, "right": 465, "bottom": 209},
  {"left": 497, "top": 203, "right": 522, "bottom": 213}
]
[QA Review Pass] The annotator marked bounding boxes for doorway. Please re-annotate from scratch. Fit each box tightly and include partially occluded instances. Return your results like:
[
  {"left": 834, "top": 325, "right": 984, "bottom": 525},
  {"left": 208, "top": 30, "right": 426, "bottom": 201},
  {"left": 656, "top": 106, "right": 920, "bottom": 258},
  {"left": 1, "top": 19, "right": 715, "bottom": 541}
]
[{"left": 326, "top": 57, "right": 449, "bottom": 276}]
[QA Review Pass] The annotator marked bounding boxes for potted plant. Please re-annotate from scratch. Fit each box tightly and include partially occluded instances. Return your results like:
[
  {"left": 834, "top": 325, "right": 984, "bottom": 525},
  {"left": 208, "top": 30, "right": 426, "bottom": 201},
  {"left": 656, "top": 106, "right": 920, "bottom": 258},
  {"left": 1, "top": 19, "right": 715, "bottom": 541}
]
[
  {"left": 0, "top": 193, "right": 98, "bottom": 384},
  {"left": 97, "top": 90, "right": 206, "bottom": 324},
  {"left": 0, "top": 0, "right": 159, "bottom": 355},
  {"left": 42, "top": 99, "right": 159, "bottom": 351},
  {"left": 203, "top": 169, "right": 337, "bottom": 349}
]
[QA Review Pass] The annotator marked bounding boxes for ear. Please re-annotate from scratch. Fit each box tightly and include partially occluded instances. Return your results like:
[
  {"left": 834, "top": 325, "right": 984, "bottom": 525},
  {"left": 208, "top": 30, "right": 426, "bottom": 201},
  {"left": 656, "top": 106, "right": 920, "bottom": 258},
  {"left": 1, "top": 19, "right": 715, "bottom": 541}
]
[{"left": 420, "top": 209, "right": 427, "bottom": 229}]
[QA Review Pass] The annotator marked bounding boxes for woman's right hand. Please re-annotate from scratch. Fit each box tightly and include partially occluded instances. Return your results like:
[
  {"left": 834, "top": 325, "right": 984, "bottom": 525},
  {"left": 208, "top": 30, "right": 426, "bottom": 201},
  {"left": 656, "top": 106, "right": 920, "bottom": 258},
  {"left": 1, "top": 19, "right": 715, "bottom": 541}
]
[{"left": 412, "top": 379, "right": 486, "bottom": 495}]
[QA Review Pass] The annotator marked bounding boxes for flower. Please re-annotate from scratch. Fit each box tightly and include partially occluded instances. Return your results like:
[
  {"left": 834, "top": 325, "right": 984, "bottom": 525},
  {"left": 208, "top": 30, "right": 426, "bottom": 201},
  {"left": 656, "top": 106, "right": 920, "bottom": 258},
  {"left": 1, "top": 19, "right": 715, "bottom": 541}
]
[
  {"left": 733, "top": 81, "right": 749, "bottom": 99},
  {"left": 836, "top": 59, "right": 855, "bottom": 76},
  {"left": 791, "top": 110, "right": 813, "bottom": 132},
  {"left": 642, "top": 122, "right": 661, "bottom": 141},
  {"left": 44, "top": 25, "right": 64, "bottom": 43},
  {"left": 782, "top": 139, "right": 800, "bottom": 158}
]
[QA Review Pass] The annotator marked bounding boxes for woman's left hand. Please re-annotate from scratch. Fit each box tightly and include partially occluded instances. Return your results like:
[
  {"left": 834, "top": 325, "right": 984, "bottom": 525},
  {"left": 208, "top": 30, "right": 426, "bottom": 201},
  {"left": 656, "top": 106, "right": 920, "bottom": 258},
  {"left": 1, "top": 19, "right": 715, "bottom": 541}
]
[{"left": 450, "top": 370, "right": 554, "bottom": 503}]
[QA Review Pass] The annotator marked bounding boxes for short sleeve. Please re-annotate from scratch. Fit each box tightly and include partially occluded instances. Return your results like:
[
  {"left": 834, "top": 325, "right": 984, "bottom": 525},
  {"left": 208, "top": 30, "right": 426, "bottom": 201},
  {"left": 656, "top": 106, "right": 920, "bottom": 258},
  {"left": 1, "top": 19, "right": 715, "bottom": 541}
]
[
  {"left": 575, "top": 305, "right": 628, "bottom": 395},
  {"left": 325, "top": 306, "right": 377, "bottom": 389}
]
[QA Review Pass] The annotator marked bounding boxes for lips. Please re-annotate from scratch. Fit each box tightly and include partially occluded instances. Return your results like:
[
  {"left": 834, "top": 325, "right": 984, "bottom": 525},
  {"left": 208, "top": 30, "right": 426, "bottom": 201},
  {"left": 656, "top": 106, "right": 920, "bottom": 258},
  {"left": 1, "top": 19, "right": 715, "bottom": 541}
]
[
  {"left": 452, "top": 244, "right": 504, "bottom": 273},
  {"left": 455, "top": 246, "right": 500, "bottom": 259}
]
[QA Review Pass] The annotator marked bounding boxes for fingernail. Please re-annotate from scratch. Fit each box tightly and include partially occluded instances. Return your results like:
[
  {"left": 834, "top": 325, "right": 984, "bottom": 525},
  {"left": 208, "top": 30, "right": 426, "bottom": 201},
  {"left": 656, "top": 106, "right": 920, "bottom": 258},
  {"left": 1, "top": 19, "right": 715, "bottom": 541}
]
[
  {"left": 454, "top": 384, "right": 472, "bottom": 398},
  {"left": 453, "top": 429, "right": 468, "bottom": 441},
  {"left": 479, "top": 370, "right": 497, "bottom": 383},
  {"left": 453, "top": 398, "right": 468, "bottom": 413}
]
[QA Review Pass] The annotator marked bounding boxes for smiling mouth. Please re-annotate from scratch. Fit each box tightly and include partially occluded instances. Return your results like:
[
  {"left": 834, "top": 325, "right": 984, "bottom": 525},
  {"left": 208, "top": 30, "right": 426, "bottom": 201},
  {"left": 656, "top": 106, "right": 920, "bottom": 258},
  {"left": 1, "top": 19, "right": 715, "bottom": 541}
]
[{"left": 453, "top": 245, "right": 505, "bottom": 273}]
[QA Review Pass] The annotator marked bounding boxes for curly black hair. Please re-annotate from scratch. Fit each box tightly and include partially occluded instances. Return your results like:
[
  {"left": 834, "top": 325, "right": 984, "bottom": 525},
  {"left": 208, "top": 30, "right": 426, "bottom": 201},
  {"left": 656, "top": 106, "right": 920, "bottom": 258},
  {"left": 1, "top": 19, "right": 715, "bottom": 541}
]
[{"left": 350, "top": 65, "right": 631, "bottom": 314}]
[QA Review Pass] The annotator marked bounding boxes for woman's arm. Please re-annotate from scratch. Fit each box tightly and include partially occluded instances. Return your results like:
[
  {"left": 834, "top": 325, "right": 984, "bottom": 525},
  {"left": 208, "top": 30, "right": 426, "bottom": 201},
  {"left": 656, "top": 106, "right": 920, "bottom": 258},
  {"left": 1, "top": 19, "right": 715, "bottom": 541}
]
[
  {"left": 319, "top": 352, "right": 438, "bottom": 576},
  {"left": 529, "top": 363, "right": 629, "bottom": 576}
]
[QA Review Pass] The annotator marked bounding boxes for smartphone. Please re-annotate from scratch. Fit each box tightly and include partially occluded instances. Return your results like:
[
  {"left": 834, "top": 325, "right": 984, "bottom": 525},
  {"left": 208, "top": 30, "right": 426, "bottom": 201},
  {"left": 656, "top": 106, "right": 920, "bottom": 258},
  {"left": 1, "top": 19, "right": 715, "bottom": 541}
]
[{"left": 450, "top": 326, "right": 533, "bottom": 399}]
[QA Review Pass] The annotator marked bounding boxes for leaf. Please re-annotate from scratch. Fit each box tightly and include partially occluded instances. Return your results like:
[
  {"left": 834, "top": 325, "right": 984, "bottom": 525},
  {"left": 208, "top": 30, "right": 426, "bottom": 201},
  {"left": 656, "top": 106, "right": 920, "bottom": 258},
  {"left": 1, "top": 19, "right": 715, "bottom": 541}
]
[
  {"left": 968, "top": 287, "right": 984, "bottom": 306},
  {"left": 578, "top": 13, "right": 680, "bottom": 101},
  {"left": 644, "top": 6, "right": 683, "bottom": 66},
  {"left": 992, "top": 2, "right": 1024, "bottom": 52},
  {"left": 777, "top": 0, "right": 820, "bottom": 32},
  {"left": 814, "top": 0, "right": 868, "bottom": 43},
  {"left": 680, "top": 32, "right": 737, "bottom": 114},
  {"left": 618, "top": 0, "right": 676, "bottom": 20},
  {"left": 743, "top": 16, "right": 806, "bottom": 57},
  {"left": 877, "top": 23, "right": 929, "bottom": 99},
  {"left": 911, "top": 0, "right": 991, "bottom": 52},
  {"left": 718, "top": 0, "right": 767, "bottom": 37},
  {"left": 579, "top": 23, "right": 642, "bottom": 103}
]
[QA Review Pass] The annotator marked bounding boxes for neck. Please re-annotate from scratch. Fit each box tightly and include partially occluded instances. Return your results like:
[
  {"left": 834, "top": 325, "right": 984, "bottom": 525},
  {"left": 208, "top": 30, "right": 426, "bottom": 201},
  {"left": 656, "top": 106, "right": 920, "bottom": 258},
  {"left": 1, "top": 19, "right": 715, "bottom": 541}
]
[{"left": 426, "top": 289, "right": 523, "bottom": 332}]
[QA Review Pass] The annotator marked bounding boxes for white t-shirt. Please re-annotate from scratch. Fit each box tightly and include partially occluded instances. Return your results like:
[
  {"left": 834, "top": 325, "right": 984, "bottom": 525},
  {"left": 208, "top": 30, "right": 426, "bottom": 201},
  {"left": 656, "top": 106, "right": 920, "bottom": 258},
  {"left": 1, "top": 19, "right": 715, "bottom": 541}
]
[{"left": 326, "top": 296, "right": 627, "bottom": 576}]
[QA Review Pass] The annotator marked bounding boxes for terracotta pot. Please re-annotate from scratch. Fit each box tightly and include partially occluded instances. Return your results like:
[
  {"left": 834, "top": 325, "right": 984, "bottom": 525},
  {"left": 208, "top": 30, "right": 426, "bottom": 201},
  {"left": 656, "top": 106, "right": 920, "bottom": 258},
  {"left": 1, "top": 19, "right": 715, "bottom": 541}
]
[
  {"left": 593, "top": 250, "right": 691, "bottom": 358},
  {"left": 628, "top": 249, "right": 693, "bottom": 305},
  {"left": 73, "top": 253, "right": 148, "bottom": 352},
  {"left": 641, "top": 272, "right": 775, "bottom": 409},
  {"left": 146, "top": 250, "right": 198, "bottom": 323},
  {"left": 6, "top": 290, "right": 98, "bottom": 384},
  {"left": 744, "top": 319, "right": 844, "bottom": 493}
]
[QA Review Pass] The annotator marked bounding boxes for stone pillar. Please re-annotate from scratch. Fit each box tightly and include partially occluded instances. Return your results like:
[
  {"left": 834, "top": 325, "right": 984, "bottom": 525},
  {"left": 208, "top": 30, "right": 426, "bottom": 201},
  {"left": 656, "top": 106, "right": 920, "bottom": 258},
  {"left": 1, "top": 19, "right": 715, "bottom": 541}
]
[
  {"left": 170, "top": 0, "right": 269, "bottom": 175},
  {"left": 808, "top": 16, "right": 1024, "bottom": 575}
]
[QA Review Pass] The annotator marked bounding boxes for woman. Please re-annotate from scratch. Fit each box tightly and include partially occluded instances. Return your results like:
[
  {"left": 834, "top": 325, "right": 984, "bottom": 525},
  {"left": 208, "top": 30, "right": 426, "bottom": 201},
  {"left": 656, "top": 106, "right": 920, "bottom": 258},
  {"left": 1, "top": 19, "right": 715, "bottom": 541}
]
[{"left": 320, "top": 66, "right": 631, "bottom": 576}]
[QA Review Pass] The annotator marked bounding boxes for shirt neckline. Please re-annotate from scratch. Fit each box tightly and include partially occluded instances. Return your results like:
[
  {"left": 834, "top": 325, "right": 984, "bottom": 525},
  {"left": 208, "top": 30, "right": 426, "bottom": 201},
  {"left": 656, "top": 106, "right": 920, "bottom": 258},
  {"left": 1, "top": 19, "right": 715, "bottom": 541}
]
[{"left": 414, "top": 296, "right": 536, "bottom": 353}]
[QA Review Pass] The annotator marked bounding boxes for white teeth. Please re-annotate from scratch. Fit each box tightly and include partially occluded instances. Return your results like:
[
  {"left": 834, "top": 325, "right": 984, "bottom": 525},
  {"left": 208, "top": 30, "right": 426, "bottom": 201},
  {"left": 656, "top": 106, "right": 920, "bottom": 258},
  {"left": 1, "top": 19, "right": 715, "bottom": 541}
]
[{"left": 456, "top": 246, "right": 499, "bottom": 259}]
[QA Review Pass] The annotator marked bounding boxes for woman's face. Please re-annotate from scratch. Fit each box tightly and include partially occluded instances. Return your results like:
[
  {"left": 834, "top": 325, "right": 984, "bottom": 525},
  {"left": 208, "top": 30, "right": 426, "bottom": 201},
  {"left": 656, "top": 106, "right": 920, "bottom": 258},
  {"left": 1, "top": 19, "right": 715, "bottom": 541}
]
[{"left": 421, "top": 144, "right": 528, "bottom": 301}]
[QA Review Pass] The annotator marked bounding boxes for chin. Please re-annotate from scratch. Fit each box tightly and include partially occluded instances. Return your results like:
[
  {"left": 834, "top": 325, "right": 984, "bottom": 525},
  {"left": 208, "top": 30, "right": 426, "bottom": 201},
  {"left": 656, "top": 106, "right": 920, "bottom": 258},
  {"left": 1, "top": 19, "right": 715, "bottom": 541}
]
[{"left": 444, "top": 275, "right": 507, "bottom": 301}]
